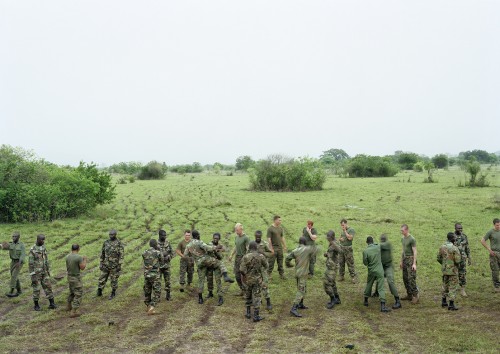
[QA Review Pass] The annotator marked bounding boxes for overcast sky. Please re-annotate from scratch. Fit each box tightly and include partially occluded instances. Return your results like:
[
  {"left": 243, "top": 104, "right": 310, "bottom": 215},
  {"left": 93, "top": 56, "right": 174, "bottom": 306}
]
[{"left": 1, "top": 1, "right": 499, "bottom": 166}]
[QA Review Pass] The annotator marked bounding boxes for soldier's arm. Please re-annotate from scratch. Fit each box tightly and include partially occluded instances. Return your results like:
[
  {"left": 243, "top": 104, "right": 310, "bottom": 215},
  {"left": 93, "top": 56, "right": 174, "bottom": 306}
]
[
  {"left": 167, "top": 244, "right": 175, "bottom": 259},
  {"left": 436, "top": 249, "right": 443, "bottom": 264},
  {"left": 0, "top": 241, "right": 9, "bottom": 251},
  {"left": 453, "top": 249, "right": 461, "bottom": 264},
  {"left": 119, "top": 242, "right": 125, "bottom": 265},
  {"left": 79, "top": 256, "right": 87, "bottom": 270},
  {"left": 363, "top": 250, "right": 368, "bottom": 266},
  {"left": 281, "top": 233, "right": 287, "bottom": 252},
  {"left": 229, "top": 247, "right": 236, "bottom": 261},
  {"left": 464, "top": 236, "right": 471, "bottom": 262},
  {"left": 176, "top": 248, "right": 184, "bottom": 258},
  {"left": 285, "top": 251, "right": 294, "bottom": 267},
  {"left": 19, "top": 243, "right": 26, "bottom": 264},
  {"left": 345, "top": 228, "right": 354, "bottom": 241},
  {"left": 264, "top": 244, "right": 273, "bottom": 258},
  {"left": 100, "top": 243, "right": 106, "bottom": 263},
  {"left": 411, "top": 245, "right": 417, "bottom": 270},
  {"left": 28, "top": 249, "right": 35, "bottom": 273}
]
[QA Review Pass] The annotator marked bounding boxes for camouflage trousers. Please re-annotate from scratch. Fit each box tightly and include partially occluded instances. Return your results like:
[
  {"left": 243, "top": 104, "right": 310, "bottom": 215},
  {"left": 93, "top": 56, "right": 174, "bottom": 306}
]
[
  {"left": 402, "top": 256, "right": 418, "bottom": 296},
  {"left": 31, "top": 271, "right": 53, "bottom": 301},
  {"left": 458, "top": 261, "right": 467, "bottom": 287},
  {"left": 98, "top": 266, "right": 120, "bottom": 290},
  {"left": 67, "top": 275, "right": 83, "bottom": 310},
  {"left": 268, "top": 248, "right": 284, "bottom": 276},
  {"left": 489, "top": 251, "right": 500, "bottom": 288},
  {"left": 309, "top": 253, "right": 317, "bottom": 276},
  {"left": 179, "top": 258, "right": 194, "bottom": 286},
  {"left": 262, "top": 272, "right": 270, "bottom": 299},
  {"left": 144, "top": 273, "right": 161, "bottom": 307},
  {"left": 293, "top": 276, "right": 308, "bottom": 305},
  {"left": 339, "top": 246, "right": 356, "bottom": 278},
  {"left": 441, "top": 274, "right": 459, "bottom": 301},
  {"left": 324, "top": 263, "right": 339, "bottom": 296},
  {"left": 244, "top": 281, "right": 262, "bottom": 310},
  {"left": 159, "top": 266, "right": 171, "bottom": 292},
  {"left": 234, "top": 255, "right": 245, "bottom": 289},
  {"left": 10, "top": 260, "right": 22, "bottom": 290},
  {"left": 206, "top": 268, "right": 223, "bottom": 296},
  {"left": 364, "top": 271, "right": 386, "bottom": 302},
  {"left": 197, "top": 266, "right": 222, "bottom": 295}
]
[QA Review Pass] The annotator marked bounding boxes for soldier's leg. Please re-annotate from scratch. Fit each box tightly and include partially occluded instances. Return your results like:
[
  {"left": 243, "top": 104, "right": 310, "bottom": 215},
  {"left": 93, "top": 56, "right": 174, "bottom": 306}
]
[
  {"left": 406, "top": 257, "right": 418, "bottom": 296},
  {"left": 346, "top": 247, "right": 357, "bottom": 278},
  {"left": 324, "top": 268, "right": 334, "bottom": 296},
  {"left": 214, "top": 268, "right": 223, "bottom": 297},
  {"left": 441, "top": 275, "right": 448, "bottom": 299},
  {"left": 458, "top": 262, "right": 467, "bottom": 287},
  {"left": 179, "top": 259, "right": 187, "bottom": 287},
  {"left": 165, "top": 265, "right": 171, "bottom": 293},
  {"left": 187, "top": 260, "right": 194, "bottom": 285},
  {"left": 338, "top": 249, "right": 346, "bottom": 278},
  {"left": 384, "top": 265, "right": 399, "bottom": 297},
  {"left": 151, "top": 276, "right": 161, "bottom": 307},
  {"left": 402, "top": 259, "right": 410, "bottom": 294},
  {"left": 276, "top": 249, "right": 285, "bottom": 276},
  {"left": 68, "top": 281, "right": 75, "bottom": 307},
  {"left": 309, "top": 254, "right": 316, "bottom": 276},
  {"left": 376, "top": 273, "right": 386, "bottom": 303},
  {"left": 40, "top": 273, "right": 54, "bottom": 300},
  {"left": 448, "top": 275, "right": 459, "bottom": 301},
  {"left": 206, "top": 269, "right": 214, "bottom": 294},
  {"left": 267, "top": 253, "right": 276, "bottom": 275},
  {"left": 235, "top": 256, "right": 243, "bottom": 289},
  {"left": 71, "top": 277, "right": 83, "bottom": 310},
  {"left": 364, "top": 273, "right": 376, "bottom": 299},
  {"left": 144, "top": 277, "right": 152, "bottom": 306},
  {"left": 293, "top": 277, "right": 306, "bottom": 305},
  {"left": 31, "top": 274, "right": 41, "bottom": 301},
  {"left": 10, "top": 261, "right": 21, "bottom": 290},
  {"left": 110, "top": 268, "right": 120, "bottom": 291},
  {"left": 244, "top": 282, "right": 253, "bottom": 305},
  {"left": 253, "top": 284, "right": 262, "bottom": 311},
  {"left": 197, "top": 266, "right": 207, "bottom": 294},
  {"left": 490, "top": 253, "right": 500, "bottom": 288},
  {"left": 98, "top": 269, "right": 110, "bottom": 290}
]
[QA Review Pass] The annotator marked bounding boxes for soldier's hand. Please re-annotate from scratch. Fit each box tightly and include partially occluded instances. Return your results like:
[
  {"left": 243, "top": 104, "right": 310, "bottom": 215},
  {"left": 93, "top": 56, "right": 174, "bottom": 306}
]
[
  {"left": 1, "top": 241, "right": 8, "bottom": 249},
  {"left": 468, "top": 258, "right": 472, "bottom": 266},
  {"left": 324, "top": 253, "right": 328, "bottom": 258}
]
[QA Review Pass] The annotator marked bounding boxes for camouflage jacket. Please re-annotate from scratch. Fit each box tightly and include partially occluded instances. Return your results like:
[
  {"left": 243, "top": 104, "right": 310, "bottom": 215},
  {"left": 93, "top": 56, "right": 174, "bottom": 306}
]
[
  {"left": 1, "top": 241, "right": 26, "bottom": 262},
  {"left": 437, "top": 241, "right": 461, "bottom": 275},
  {"left": 100, "top": 239, "right": 124, "bottom": 268},
  {"left": 207, "top": 241, "right": 224, "bottom": 260},
  {"left": 28, "top": 245, "right": 50, "bottom": 275},
  {"left": 325, "top": 240, "right": 341, "bottom": 269},
  {"left": 158, "top": 240, "right": 174, "bottom": 268},
  {"left": 142, "top": 247, "right": 163, "bottom": 277},
  {"left": 184, "top": 239, "right": 217, "bottom": 266},
  {"left": 239, "top": 251, "right": 268, "bottom": 285},
  {"left": 454, "top": 233, "right": 470, "bottom": 262},
  {"left": 256, "top": 240, "right": 273, "bottom": 259},
  {"left": 285, "top": 245, "right": 316, "bottom": 278}
]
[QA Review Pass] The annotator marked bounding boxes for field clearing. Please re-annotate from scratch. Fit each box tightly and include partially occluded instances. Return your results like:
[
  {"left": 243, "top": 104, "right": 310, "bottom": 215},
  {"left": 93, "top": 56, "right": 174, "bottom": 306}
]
[{"left": 0, "top": 167, "right": 499, "bottom": 353}]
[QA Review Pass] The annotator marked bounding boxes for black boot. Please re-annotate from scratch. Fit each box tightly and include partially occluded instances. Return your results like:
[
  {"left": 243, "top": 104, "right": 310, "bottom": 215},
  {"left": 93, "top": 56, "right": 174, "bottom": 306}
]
[
  {"left": 371, "top": 291, "right": 379, "bottom": 298},
  {"left": 448, "top": 300, "right": 458, "bottom": 311},
  {"left": 298, "top": 299, "right": 308, "bottom": 309},
  {"left": 222, "top": 272, "right": 235, "bottom": 283},
  {"left": 245, "top": 305, "right": 251, "bottom": 319},
  {"left": 327, "top": 296, "right": 335, "bottom": 309},
  {"left": 217, "top": 296, "right": 224, "bottom": 306},
  {"left": 6, "top": 288, "right": 18, "bottom": 298},
  {"left": 207, "top": 290, "right": 214, "bottom": 298},
  {"left": 198, "top": 293, "right": 204, "bottom": 304},
  {"left": 290, "top": 304, "right": 302, "bottom": 317},
  {"left": 97, "top": 288, "right": 102, "bottom": 297},
  {"left": 334, "top": 294, "right": 341, "bottom": 304},
  {"left": 441, "top": 297, "right": 448, "bottom": 308},
  {"left": 380, "top": 301, "right": 391, "bottom": 312},
  {"left": 166, "top": 290, "right": 171, "bottom": 301},
  {"left": 48, "top": 298, "right": 57, "bottom": 309},
  {"left": 364, "top": 297, "right": 369, "bottom": 307},
  {"left": 266, "top": 297, "right": 273, "bottom": 311},
  {"left": 16, "top": 285, "right": 22, "bottom": 295},
  {"left": 34, "top": 300, "right": 41, "bottom": 311},
  {"left": 108, "top": 289, "right": 116, "bottom": 300},
  {"left": 253, "top": 308, "right": 264, "bottom": 322},
  {"left": 392, "top": 296, "right": 402, "bottom": 309}
]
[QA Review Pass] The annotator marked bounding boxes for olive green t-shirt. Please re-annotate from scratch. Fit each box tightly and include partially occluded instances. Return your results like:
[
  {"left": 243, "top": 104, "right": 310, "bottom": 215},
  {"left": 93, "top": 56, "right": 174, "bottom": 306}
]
[
  {"left": 340, "top": 227, "right": 355, "bottom": 247},
  {"left": 483, "top": 229, "right": 500, "bottom": 252},
  {"left": 177, "top": 240, "right": 189, "bottom": 254},
  {"left": 66, "top": 253, "right": 83, "bottom": 276},
  {"left": 267, "top": 225, "right": 284, "bottom": 249},
  {"left": 302, "top": 227, "right": 317, "bottom": 246},
  {"left": 234, "top": 234, "right": 250, "bottom": 257},
  {"left": 401, "top": 235, "right": 416, "bottom": 256}
]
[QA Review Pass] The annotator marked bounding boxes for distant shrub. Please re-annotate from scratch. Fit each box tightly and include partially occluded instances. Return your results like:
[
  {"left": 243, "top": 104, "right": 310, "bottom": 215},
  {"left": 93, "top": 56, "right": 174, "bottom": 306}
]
[
  {"left": 346, "top": 155, "right": 399, "bottom": 177},
  {"left": 413, "top": 162, "right": 424, "bottom": 172},
  {"left": 118, "top": 176, "right": 128, "bottom": 184},
  {"left": 138, "top": 161, "right": 167, "bottom": 180},
  {"left": 395, "top": 152, "right": 420, "bottom": 170},
  {"left": 492, "top": 193, "right": 500, "bottom": 210},
  {"left": 432, "top": 154, "right": 449, "bottom": 169},
  {"left": 108, "top": 161, "right": 143, "bottom": 174},
  {"left": 462, "top": 158, "right": 489, "bottom": 187},
  {"left": 235, "top": 156, "right": 256, "bottom": 171},
  {"left": 170, "top": 162, "right": 203, "bottom": 174},
  {"left": 128, "top": 175, "right": 136, "bottom": 183}
]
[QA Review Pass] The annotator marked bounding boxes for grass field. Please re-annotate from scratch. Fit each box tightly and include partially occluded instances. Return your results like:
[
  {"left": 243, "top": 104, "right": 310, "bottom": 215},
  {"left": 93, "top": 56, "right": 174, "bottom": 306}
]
[{"left": 0, "top": 167, "right": 499, "bottom": 353}]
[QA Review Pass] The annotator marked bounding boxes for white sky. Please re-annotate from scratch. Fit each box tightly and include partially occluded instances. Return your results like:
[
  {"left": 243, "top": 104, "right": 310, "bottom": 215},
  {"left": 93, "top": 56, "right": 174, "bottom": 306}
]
[{"left": 1, "top": 1, "right": 499, "bottom": 166}]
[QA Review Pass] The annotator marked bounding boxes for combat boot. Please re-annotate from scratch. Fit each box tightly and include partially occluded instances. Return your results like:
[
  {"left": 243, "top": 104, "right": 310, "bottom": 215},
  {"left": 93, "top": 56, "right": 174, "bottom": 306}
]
[
  {"left": 371, "top": 291, "right": 379, "bottom": 298},
  {"left": 222, "top": 272, "right": 235, "bottom": 283},
  {"left": 441, "top": 297, "right": 448, "bottom": 308},
  {"left": 411, "top": 294, "right": 419, "bottom": 304},
  {"left": 351, "top": 276, "right": 358, "bottom": 284},
  {"left": 65, "top": 302, "right": 72, "bottom": 311},
  {"left": 217, "top": 296, "right": 224, "bottom": 306},
  {"left": 363, "top": 297, "right": 369, "bottom": 307},
  {"left": 400, "top": 294, "right": 412, "bottom": 301},
  {"left": 326, "top": 296, "right": 335, "bottom": 309},
  {"left": 253, "top": 309, "right": 264, "bottom": 322},
  {"left": 69, "top": 309, "right": 81, "bottom": 318},
  {"left": 334, "top": 294, "right": 341, "bottom": 304},
  {"left": 6, "top": 288, "right": 18, "bottom": 298},
  {"left": 33, "top": 300, "right": 41, "bottom": 311},
  {"left": 166, "top": 290, "right": 171, "bottom": 301},
  {"left": 179, "top": 285, "right": 185, "bottom": 292},
  {"left": 338, "top": 275, "right": 345, "bottom": 282},
  {"left": 380, "top": 301, "right": 391, "bottom": 313},
  {"left": 298, "top": 299, "right": 308, "bottom": 309},
  {"left": 207, "top": 290, "right": 214, "bottom": 298},
  {"left": 96, "top": 288, "right": 103, "bottom": 297},
  {"left": 290, "top": 304, "right": 302, "bottom": 317},
  {"left": 460, "top": 287, "right": 467, "bottom": 297},
  {"left": 198, "top": 293, "right": 204, "bottom": 304},
  {"left": 245, "top": 306, "right": 251, "bottom": 319},
  {"left": 48, "top": 298, "right": 57, "bottom": 309},
  {"left": 448, "top": 300, "right": 458, "bottom": 311},
  {"left": 147, "top": 306, "right": 156, "bottom": 315},
  {"left": 280, "top": 273, "right": 287, "bottom": 280},
  {"left": 16, "top": 284, "right": 22, "bottom": 295},
  {"left": 392, "top": 297, "right": 402, "bottom": 309},
  {"left": 108, "top": 289, "right": 116, "bottom": 300},
  {"left": 266, "top": 297, "right": 273, "bottom": 311}
]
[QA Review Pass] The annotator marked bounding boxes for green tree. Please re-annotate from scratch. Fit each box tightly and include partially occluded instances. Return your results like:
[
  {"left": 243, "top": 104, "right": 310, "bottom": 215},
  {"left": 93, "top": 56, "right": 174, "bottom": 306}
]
[
  {"left": 431, "top": 154, "right": 449, "bottom": 169},
  {"left": 235, "top": 155, "right": 255, "bottom": 171},
  {"left": 138, "top": 161, "right": 166, "bottom": 180},
  {"left": 395, "top": 151, "right": 420, "bottom": 170},
  {"left": 320, "top": 148, "right": 350, "bottom": 162}
]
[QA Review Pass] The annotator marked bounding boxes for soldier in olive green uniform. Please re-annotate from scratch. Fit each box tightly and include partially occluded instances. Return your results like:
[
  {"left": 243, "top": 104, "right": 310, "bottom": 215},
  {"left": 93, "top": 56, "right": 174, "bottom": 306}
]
[
  {"left": 437, "top": 233, "right": 462, "bottom": 310},
  {"left": 229, "top": 223, "right": 250, "bottom": 295},
  {"left": 267, "top": 215, "right": 287, "bottom": 279},
  {"left": 97, "top": 229, "right": 124, "bottom": 300},
  {"left": 286, "top": 237, "right": 316, "bottom": 317},
  {"left": 29, "top": 234, "right": 57, "bottom": 311},
  {"left": 303, "top": 220, "right": 318, "bottom": 276},
  {"left": 362, "top": 236, "right": 391, "bottom": 312},
  {"left": 176, "top": 230, "right": 194, "bottom": 292},
  {"left": 1, "top": 232, "right": 25, "bottom": 297},
  {"left": 142, "top": 239, "right": 163, "bottom": 315},
  {"left": 400, "top": 224, "right": 419, "bottom": 304},
  {"left": 339, "top": 219, "right": 357, "bottom": 283},
  {"left": 66, "top": 244, "right": 87, "bottom": 317},
  {"left": 255, "top": 230, "right": 273, "bottom": 311},
  {"left": 240, "top": 241, "right": 268, "bottom": 322},
  {"left": 158, "top": 230, "right": 174, "bottom": 300},
  {"left": 480, "top": 218, "right": 500, "bottom": 291},
  {"left": 453, "top": 223, "right": 471, "bottom": 297},
  {"left": 206, "top": 233, "right": 225, "bottom": 305},
  {"left": 324, "top": 230, "right": 342, "bottom": 309},
  {"left": 377, "top": 234, "right": 401, "bottom": 309}
]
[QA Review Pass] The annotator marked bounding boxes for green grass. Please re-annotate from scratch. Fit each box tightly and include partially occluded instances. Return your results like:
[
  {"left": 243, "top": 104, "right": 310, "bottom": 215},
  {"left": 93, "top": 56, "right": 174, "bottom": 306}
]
[{"left": 0, "top": 167, "right": 499, "bottom": 353}]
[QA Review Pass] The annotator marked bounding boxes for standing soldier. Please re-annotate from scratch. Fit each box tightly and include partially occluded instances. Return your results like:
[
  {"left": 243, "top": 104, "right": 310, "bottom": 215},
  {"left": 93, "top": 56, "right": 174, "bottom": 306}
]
[
  {"left": 303, "top": 221, "right": 318, "bottom": 277},
  {"left": 324, "top": 230, "right": 342, "bottom": 309},
  {"left": 1, "top": 232, "right": 25, "bottom": 297},
  {"left": 286, "top": 236, "right": 316, "bottom": 317},
  {"left": 176, "top": 230, "right": 194, "bottom": 292},
  {"left": 206, "top": 232, "right": 225, "bottom": 305},
  {"left": 437, "top": 233, "right": 461, "bottom": 310},
  {"left": 400, "top": 224, "right": 419, "bottom": 304},
  {"left": 362, "top": 236, "right": 391, "bottom": 313},
  {"left": 97, "top": 229, "right": 124, "bottom": 300},
  {"left": 29, "top": 234, "right": 57, "bottom": 311},
  {"left": 240, "top": 241, "right": 268, "bottom": 322},
  {"left": 338, "top": 219, "right": 358, "bottom": 283},
  {"left": 255, "top": 230, "right": 273, "bottom": 311},
  {"left": 158, "top": 230, "right": 174, "bottom": 301},
  {"left": 66, "top": 244, "right": 87, "bottom": 317},
  {"left": 480, "top": 218, "right": 500, "bottom": 292},
  {"left": 142, "top": 239, "right": 163, "bottom": 315},
  {"left": 267, "top": 215, "right": 287, "bottom": 280},
  {"left": 378, "top": 234, "right": 402, "bottom": 309},
  {"left": 453, "top": 223, "right": 471, "bottom": 297},
  {"left": 228, "top": 223, "right": 249, "bottom": 295}
]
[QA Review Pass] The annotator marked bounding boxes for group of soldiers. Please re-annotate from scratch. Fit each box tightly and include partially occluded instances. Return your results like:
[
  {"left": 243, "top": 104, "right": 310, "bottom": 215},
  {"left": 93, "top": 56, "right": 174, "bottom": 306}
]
[{"left": 1, "top": 216, "right": 499, "bottom": 319}]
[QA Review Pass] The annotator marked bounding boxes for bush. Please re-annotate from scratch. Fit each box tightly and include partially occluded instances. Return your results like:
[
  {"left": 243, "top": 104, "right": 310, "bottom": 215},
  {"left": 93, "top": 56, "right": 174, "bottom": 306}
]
[
  {"left": 394, "top": 151, "right": 420, "bottom": 170},
  {"left": 346, "top": 155, "right": 399, "bottom": 177},
  {"left": 235, "top": 156, "right": 255, "bottom": 171},
  {"left": 432, "top": 154, "right": 449, "bottom": 169},
  {"left": 138, "top": 161, "right": 167, "bottom": 180},
  {"left": 463, "top": 159, "right": 489, "bottom": 187},
  {"left": 249, "top": 155, "right": 326, "bottom": 191}
]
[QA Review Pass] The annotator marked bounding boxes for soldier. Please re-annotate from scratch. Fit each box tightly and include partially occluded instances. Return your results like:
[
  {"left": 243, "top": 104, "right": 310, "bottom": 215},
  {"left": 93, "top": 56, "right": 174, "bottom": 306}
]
[
  {"left": 437, "top": 232, "right": 461, "bottom": 310},
  {"left": 65, "top": 244, "right": 87, "bottom": 318},
  {"left": 176, "top": 230, "right": 194, "bottom": 292},
  {"left": 240, "top": 241, "right": 268, "bottom": 322},
  {"left": 29, "top": 234, "right": 57, "bottom": 311},
  {"left": 228, "top": 223, "right": 249, "bottom": 295},
  {"left": 303, "top": 220, "right": 318, "bottom": 277},
  {"left": 267, "top": 215, "right": 288, "bottom": 280},
  {"left": 362, "top": 236, "right": 391, "bottom": 312},
  {"left": 480, "top": 218, "right": 500, "bottom": 291},
  {"left": 400, "top": 224, "right": 419, "bottom": 304},
  {"left": 158, "top": 230, "right": 174, "bottom": 300},
  {"left": 97, "top": 229, "right": 124, "bottom": 300},
  {"left": 206, "top": 232, "right": 225, "bottom": 305},
  {"left": 324, "top": 230, "right": 342, "bottom": 309},
  {"left": 376, "top": 234, "right": 402, "bottom": 309},
  {"left": 453, "top": 223, "right": 471, "bottom": 297},
  {"left": 0, "top": 231, "right": 25, "bottom": 297},
  {"left": 286, "top": 236, "right": 316, "bottom": 317},
  {"left": 142, "top": 239, "right": 163, "bottom": 315},
  {"left": 183, "top": 230, "right": 234, "bottom": 304},
  {"left": 338, "top": 219, "right": 358, "bottom": 283},
  {"left": 255, "top": 230, "right": 273, "bottom": 311}
]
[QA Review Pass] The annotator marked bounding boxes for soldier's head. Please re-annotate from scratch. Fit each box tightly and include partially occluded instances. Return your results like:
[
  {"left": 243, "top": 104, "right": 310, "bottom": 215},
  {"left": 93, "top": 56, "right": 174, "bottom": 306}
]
[
  {"left": 235, "top": 223, "right": 243, "bottom": 236},
  {"left": 12, "top": 232, "right": 20, "bottom": 243},
  {"left": 454, "top": 223, "right": 463, "bottom": 235},
  {"left": 184, "top": 230, "right": 192, "bottom": 241},
  {"left": 380, "top": 234, "right": 388, "bottom": 243},
  {"left": 159, "top": 229, "right": 167, "bottom": 241},
  {"left": 71, "top": 244, "right": 80, "bottom": 252},
  {"left": 212, "top": 233, "right": 221, "bottom": 245},
  {"left": 493, "top": 218, "right": 500, "bottom": 230},
  {"left": 299, "top": 236, "right": 307, "bottom": 246},
  {"left": 447, "top": 232, "right": 456, "bottom": 243},
  {"left": 307, "top": 220, "right": 314, "bottom": 227},
  {"left": 340, "top": 219, "right": 348, "bottom": 229},
  {"left": 192, "top": 230, "right": 200, "bottom": 240},
  {"left": 36, "top": 234, "right": 45, "bottom": 246},
  {"left": 248, "top": 241, "right": 258, "bottom": 252},
  {"left": 400, "top": 224, "right": 409, "bottom": 236},
  {"left": 326, "top": 230, "right": 335, "bottom": 242},
  {"left": 366, "top": 236, "right": 374, "bottom": 245},
  {"left": 254, "top": 230, "right": 263, "bottom": 243},
  {"left": 109, "top": 229, "right": 117, "bottom": 240},
  {"left": 150, "top": 239, "right": 158, "bottom": 249},
  {"left": 273, "top": 215, "right": 282, "bottom": 226}
]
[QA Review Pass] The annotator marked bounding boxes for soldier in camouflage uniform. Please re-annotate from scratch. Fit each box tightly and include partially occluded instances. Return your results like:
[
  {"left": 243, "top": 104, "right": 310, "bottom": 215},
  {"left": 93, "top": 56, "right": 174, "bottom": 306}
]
[
  {"left": 338, "top": 219, "right": 358, "bottom": 283},
  {"left": 400, "top": 224, "right": 419, "bottom": 304},
  {"left": 255, "top": 230, "right": 273, "bottom": 311},
  {"left": 158, "top": 230, "right": 174, "bottom": 301},
  {"left": 66, "top": 244, "right": 87, "bottom": 318},
  {"left": 142, "top": 239, "right": 163, "bottom": 315},
  {"left": 206, "top": 233, "right": 225, "bottom": 305},
  {"left": 0, "top": 232, "right": 25, "bottom": 297},
  {"left": 286, "top": 236, "right": 316, "bottom": 317},
  {"left": 29, "top": 234, "right": 57, "bottom": 311},
  {"left": 97, "top": 229, "right": 124, "bottom": 300},
  {"left": 437, "top": 232, "right": 461, "bottom": 310},
  {"left": 183, "top": 230, "right": 234, "bottom": 304},
  {"left": 324, "top": 230, "right": 342, "bottom": 309},
  {"left": 176, "top": 230, "right": 194, "bottom": 292},
  {"left": 453, "top": 223, "right": 471, "bottom": 297},
  {"left": 240, "top": 241, "right": 268, "bottom": 322}
]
